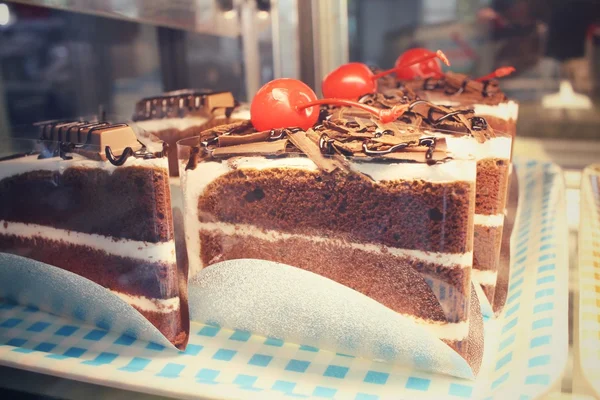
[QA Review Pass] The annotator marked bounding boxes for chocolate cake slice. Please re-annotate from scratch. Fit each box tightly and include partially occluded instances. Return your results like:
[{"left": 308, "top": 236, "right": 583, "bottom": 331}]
[
  {"left": 347, "top": 95, "right": 512, "bottom": 308},
  {"left": 178, "top": 118, "right": 483, "bottom": 371},
  {"left": 132, "top": 89, "right": 247, "bottom": 176},
  {"left": 378, "top": 71, "right": 519, "bottom": 156},
  {"left": 0, "top": 121, "right": 186, "bottom": 347}
]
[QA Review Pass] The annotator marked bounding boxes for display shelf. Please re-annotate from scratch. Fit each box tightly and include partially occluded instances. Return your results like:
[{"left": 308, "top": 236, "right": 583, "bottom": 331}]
[{"left": 0, "top": 159, "right": 571, "bottom": 399}]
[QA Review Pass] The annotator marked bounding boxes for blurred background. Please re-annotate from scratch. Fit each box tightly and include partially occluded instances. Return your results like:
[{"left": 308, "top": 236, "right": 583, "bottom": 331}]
[
  {"left": 0, "top": 1, "right": 599, "bottom": 398},
  {"left": 0, "top": 0, "right": 599, "bottom": 161}
]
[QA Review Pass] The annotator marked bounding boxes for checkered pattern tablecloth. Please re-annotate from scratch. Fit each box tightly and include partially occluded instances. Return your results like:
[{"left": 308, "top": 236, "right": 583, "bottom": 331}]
[
  {"left": 0, "top": 159, "right": 569, "bottom": 399},
  {"left": 578, "top": 164, "right": 600, "bottom": 398}
]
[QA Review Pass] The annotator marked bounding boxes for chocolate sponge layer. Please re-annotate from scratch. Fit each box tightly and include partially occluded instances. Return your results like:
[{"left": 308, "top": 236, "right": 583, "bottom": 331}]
[
  {"left": 198, "top": 168, "right": 475, "bottom": 254},
  {"left": 0, "top": 166, "right": 173, "bottom": 243}
]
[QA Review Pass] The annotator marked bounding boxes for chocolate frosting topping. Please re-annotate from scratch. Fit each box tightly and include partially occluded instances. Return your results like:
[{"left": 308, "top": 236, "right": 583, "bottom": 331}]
[
  {"left": 186, "top": 107, "right": 468, "bottom": 173},
  {"left": 375, "top": 69, "right": 509, "bottom": 105}
]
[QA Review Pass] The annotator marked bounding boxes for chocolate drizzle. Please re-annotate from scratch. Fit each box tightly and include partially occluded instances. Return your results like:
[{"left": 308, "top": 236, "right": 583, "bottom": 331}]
[{"left": 187, "top": 115, "right": 454, "bottom": 175}]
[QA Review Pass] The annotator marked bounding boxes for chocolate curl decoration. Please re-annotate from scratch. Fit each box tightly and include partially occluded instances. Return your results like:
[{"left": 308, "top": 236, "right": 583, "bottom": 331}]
[
  {"left": 372, "top": 50, "right": 450, "bottom": 80},
  {"left": 105, "top": 146, "right": 135, "bottom": 166},
  {"left": 475, "top": 66, "right": 515, "bottom": 82},
  {"left": 297, "top": 99, "right": 409, "bottom": 124}
]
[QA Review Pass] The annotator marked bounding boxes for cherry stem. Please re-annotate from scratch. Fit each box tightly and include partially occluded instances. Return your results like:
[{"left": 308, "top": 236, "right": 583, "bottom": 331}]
[
  {"left": 371, "top": 50, "right": 450, "bottom": 80},
  {"left": 475, "top": 66, "right": 516, "bottom": 82},
  {"left": 296, "top": 99, "right": 408, "bottom": 124}
]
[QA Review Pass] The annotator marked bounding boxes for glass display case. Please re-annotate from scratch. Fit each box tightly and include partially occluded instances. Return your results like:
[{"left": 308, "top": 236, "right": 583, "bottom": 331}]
[{"left": 0, "top": 1, "right": 598, "bottom": 399}]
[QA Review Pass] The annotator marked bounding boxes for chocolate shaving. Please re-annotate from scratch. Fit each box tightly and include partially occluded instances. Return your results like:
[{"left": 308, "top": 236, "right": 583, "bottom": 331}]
[
  {"left": 286, "top": 129, "right": 342, "bottom": 173},
  {"left": 218, "top": 130, "right": 273, "bottom": 147},
  {"left": 211, "top": 139, "right": 288, "bottom": 157},
  {"left": 185, "top": 146, "right": 201, "bottom": 171}
]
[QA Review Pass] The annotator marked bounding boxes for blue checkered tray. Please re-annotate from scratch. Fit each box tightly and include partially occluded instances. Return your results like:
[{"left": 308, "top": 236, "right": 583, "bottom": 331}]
[
  {"left": 0, "top": 159, "right": 568, "bottom": 399},
  {"left": 578, "top": 164, "right": 600, "bottom": 397}
]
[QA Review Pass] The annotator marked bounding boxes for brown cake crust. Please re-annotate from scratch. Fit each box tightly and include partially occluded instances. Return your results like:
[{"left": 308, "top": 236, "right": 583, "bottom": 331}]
[
  {"left": 473, "top": 224, "right": 503, "bottom": 272},
  {"left": 0, "top": 166, "right": 173, "bottom": 243},
  {"left": 133, "top": 306, "right": 186, "bottom": 349},
  {"left": 198, "top": 168, "right": 474, "bottom": 254},
  {"left": 200, "top": 230, "right": 472, "bottom": 323},
  {"left": 476, "top": 158, "right": 510, "bottom": 215},
  {"left": 0, "top": 233, "right": 179, "bottom": 299}
]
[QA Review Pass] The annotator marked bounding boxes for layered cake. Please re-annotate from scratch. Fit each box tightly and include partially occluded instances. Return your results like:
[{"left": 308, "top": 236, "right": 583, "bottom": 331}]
[
  {"left": 179, "top": 118, "right": 484, "bottom": 372},
  {"left": 132, "top": 89, "right": 247, "bottom": 176},
  {"left": 337, "top": 95, "right": 512, "bottom": 306},
  {"left": 378, "top": 71, "right": 519, "bottom": 155},
  {"left": 0, "top": 121, "right": 186, "bottom": 347}
]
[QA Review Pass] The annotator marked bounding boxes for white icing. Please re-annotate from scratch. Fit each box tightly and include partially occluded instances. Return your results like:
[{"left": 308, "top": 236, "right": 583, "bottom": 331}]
[
  {"left": 111, "top": 291, "right": 180, "bottom": 314},
  {"left": 401, "top": 314, "right": 469, "bottom": 341},
  {"left": 180, "top": 160, "right": 232, "bottom": 277},
  {"left": 472, "top": 269, "right": 498, "bottom": 286},
  {"left": 0, "top": 154, "right": 168, "bottom": 182},
  {"left": 473, "top": 100, "right": 519, "bottom": 122},
  {"left": 474, "top": 213, "right": 505, "bottom": 227},
  {"left": 350, "top": 158, "right": 476, "bottom": 183},
  {"left": 132, "top": 116, "right": 210, "bottom": 132},
  {"left": 440, "top": 135, "right": 512, "bottom": 161},
  {"left": 198, "top": 221, "right": 473, "bottom": 268},
  {"left": 180, "top": 157, "right": 476, "bottom": 277},
  {"left": 426, "top": 98, "right": 519, "bottom": 122},
  {"left": 0, "top": 220, "right": 176, "bottom": 265}
]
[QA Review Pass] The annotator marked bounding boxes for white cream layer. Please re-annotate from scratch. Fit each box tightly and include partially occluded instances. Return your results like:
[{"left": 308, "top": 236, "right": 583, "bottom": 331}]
[
  {"left": 427, "top": 98, "right": 519, "bottom": 122},
  {"left": 181, "top": 157, "right": 476, "bottom": 277},
  {"left": 473, "top": 101, "right": 520, "bottom": 122},
  {"left": 112, "top": 291, "right": 180, "bottom": 314},
  {"left": 0, "top": 154, "right": 168, "bottom": 182},
  {"left": 440, "top": 135, "right": 512, "bottom": 161},
  {"left": 132, "top": 116, "right": 210, "bottom": 132},
  {"left": 199, "top": 221, "right": 473, "bottom": 268},
  {"left": 0, "top": 220, "right": 176, "bottom": 265},
  {"left": 472, "top": 269, "right": 498, "bottom": 286},
  {"left": 402, "top": 314, "right": 469, "bottom": 341},
  {"left": 474, "top": 213, "right": 505, "bottom": 227}
]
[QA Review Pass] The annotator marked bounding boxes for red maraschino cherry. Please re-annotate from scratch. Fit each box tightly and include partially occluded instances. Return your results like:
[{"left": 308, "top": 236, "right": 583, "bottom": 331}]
[
  {"left": 322, "top": 63, "right": 376, "bottom": 101},
  {"left": 250, "top": 78, "right": 409, "bottom": 131},
  {"left": 475, "top": 66, "right": 516, "bottom": 82},
  {"left": 250, "top": 78, "right": 319, "bottom": 131},
  {"left": 321, "top": 50, "right": 449, "bottom": 100},
  {"left": 394, "top": 48, "right": 446, "bottom": 80}
]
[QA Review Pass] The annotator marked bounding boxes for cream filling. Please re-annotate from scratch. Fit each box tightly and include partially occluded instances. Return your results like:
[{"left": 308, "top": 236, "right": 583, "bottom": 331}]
[
  {"left": 0, "top": 154, "right": 168, "bottom": 181},
  {"left": 132, "top": 116, "right": 210, "bottom": 132},
  {"left": 111, "top": 291, "right": 180, "bottom": 314},
  {"left": 473, "top": 101, "right": 520, "bottom": 122},
  {"left": 439, "top": 135, "right": 512, "bottom": 160},
  {"left": 402, "top": 314, "right": 469, "bottom": 341},
  {"left": 0, "top": 220, "right": 176, "bottom": 265},
  {"left": 198, "top": 221, "right": 473, "bottom": 268},
  {"left": 474, "top": 213, "right": 505, "bottom": 227},
  {"left": 472, "top": 269, "right": 498, "bottom": 286}
]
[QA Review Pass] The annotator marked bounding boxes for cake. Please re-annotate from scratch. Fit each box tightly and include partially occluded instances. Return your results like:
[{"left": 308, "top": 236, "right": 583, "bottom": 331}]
[
  {"left": 179, "top": 118, "right": 484, "bottom": 372},
  {"left": 337, "top": 94, "right": 512, "bottom": 308},
  {"left": 132, "top": 89, "right": 248, "bottom": 176},
  {"left": 0, "top": 121, "right": 187, "bottom": 347},
  {"left": 378, "top": 71, "right": 519, "bottom": 156}
]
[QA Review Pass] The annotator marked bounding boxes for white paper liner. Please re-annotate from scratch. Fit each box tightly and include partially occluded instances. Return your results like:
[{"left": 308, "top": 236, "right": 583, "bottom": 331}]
[
  {"left": 0, "top": 252, "right": 174, "bottom": 348},
  {"left": 189, "top": 259, "right": 475, "bottom": 379}
]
